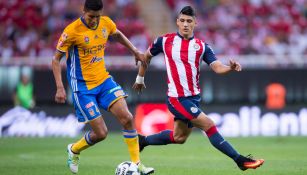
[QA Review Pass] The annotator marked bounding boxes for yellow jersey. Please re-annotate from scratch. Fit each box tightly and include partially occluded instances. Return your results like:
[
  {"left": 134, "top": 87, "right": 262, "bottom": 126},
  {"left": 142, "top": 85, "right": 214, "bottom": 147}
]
[{"left": 56, "top": 16, "right": 116, "bottom": 91}]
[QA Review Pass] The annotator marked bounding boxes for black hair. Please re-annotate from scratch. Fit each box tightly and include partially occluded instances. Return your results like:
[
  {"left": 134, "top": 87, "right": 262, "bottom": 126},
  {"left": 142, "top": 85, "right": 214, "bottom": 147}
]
[
  {"left": 179, "top": 6, "right": 196, "bottom": 17},
  {"left": 84, "top": 0, "right": 103, "bottom": 11}
]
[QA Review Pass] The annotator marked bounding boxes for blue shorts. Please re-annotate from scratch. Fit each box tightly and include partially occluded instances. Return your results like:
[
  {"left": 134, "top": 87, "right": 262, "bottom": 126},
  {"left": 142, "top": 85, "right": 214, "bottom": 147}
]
[
  {"left": 72, "top": 77, "right": 127, "bottom": 123},
  {"left": 167, "top": 95, "right": 202, "bottom": 128}
]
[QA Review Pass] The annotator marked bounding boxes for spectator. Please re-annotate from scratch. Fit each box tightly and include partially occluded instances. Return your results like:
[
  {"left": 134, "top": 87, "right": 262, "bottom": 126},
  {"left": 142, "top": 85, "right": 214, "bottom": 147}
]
[
  {"left": 265, "top": 82, "right": 286, "bottom": 109},
  {"left": 13, "top": 67, "right": 35, "bottom": 109}
]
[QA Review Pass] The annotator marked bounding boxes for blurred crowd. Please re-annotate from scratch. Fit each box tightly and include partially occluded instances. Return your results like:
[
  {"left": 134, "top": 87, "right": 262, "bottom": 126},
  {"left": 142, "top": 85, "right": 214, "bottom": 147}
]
[
  {"left": 167, "top": 0, "right": 307, "bottom": 55},
  {"left": 0, "top": 0, "right": 306, "bottom": 60},
  {"left": 0, "top": 0, "right": 150, "bottom": 61}
]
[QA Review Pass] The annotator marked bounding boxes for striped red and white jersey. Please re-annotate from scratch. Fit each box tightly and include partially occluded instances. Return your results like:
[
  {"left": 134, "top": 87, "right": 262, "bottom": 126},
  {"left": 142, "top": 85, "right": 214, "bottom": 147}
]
[{"left": 148, "top": 32, "right": 217, "bottom": 97}]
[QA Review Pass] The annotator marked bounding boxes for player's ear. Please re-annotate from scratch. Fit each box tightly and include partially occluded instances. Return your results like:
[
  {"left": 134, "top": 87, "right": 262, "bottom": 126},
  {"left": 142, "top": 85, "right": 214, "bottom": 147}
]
[{"left": 176, "top": 18, "right": 180, "bottom": 27}]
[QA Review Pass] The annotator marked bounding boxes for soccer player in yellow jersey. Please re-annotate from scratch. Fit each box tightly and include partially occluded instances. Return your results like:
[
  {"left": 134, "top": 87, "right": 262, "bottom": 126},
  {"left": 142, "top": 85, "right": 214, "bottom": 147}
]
[{"left": 52, "top": 0, "right": 154, "bottom": 174}]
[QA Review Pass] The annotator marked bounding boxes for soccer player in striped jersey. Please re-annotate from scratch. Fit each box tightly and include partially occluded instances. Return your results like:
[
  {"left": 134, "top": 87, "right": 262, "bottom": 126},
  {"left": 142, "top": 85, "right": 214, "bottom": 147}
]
[
  {"left": 52, "top": 0, "right": 154, "bottom": 174},
  {"left": 133, "top": 6, "right": 264, "bottom": 171}
]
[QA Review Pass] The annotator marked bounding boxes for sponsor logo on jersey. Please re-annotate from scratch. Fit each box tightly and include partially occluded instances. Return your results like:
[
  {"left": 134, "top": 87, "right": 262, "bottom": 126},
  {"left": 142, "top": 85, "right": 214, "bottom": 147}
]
[
  {"left": 58, "top": 33, "right": 68, "bottom": 47},
  {"left": 62, "top": 33, "right": 68, "bottom": 40},
  {"left": 90, "top": 56, "right": 103, "bottom": 63},
  {"left": 58, "top": 41, "right": 64, "bottom": 47},
  {"left": 114, "top": 90, "right": 125, "bottom": 97},
  {"left": 85, "top": 102, "right": 94, "bottom": 109},
  {"left": 109, "top": 86, "right": 121, "bottom": 94},
  {"left": 83, "top": 44, "right": 106, "bottom": 55}
]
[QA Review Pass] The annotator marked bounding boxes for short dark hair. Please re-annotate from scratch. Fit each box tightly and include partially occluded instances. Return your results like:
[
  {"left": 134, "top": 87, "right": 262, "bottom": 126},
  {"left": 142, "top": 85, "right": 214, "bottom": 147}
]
[
  {"left": 84, "top": 0, "right": 104, "bottom": 11},
  {"left": 179, "top": 6, "right": 196, "bottom": 17}
]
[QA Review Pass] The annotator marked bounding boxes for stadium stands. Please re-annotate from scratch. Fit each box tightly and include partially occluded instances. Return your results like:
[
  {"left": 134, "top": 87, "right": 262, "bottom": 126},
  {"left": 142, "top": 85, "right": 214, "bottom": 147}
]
[
  {"left": 0, "top": 0, "right": 306, "bottom": 63},
  {"left": 0, "top": 0, "right": 150, "bottom": 58},
  {"left": 166, "top": 0, "right": 307, "bottom": 55}
]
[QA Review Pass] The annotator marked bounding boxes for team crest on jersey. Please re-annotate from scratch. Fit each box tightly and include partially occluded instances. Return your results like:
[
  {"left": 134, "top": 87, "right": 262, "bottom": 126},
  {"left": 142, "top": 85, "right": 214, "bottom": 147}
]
[
  {"left": 102, "top": 28, "right": 107, "bottom": 38},
  {"left": 88, "top": 108, "right": 95, "bottom": 117},
  {"left": 193, "top": 43, "right": 200, "bottom": 51},
  {"left": 190, "top": 107, "right": 198, "bottom": 113},
  {"left": 84, "top": 36, "right": 90, "bottom": 44},
  {"left": 94, "top": 34, "right": 99, "bottom": 39}
]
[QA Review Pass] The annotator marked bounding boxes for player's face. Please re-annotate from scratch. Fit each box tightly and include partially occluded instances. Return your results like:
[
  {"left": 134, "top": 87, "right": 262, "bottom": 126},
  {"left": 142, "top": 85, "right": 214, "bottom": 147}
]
[
  {"left": 83, "top": 10, "right": 102, "bottom": 29},
  {"left": 176, "top": 14, "right": 196, "bottom": 38}
]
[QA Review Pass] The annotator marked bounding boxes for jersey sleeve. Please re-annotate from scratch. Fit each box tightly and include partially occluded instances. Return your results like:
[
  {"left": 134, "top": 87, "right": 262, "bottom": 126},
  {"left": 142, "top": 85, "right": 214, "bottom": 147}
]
[
  {"left": 202, "top": 43, "right": 217, "bottom": 65},
  {"left": 148, "top": 36, "right": 163, "bottom": 56},
  {"left": 56, "top": 27, "right": 74, "bottom": 53},
  {"left": 104, "top": 16, "right": 117, "bottom": 35}
]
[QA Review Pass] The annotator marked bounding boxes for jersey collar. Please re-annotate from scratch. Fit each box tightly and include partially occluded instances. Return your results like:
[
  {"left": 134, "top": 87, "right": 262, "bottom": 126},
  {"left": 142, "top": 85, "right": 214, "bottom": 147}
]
[
  {"left": 177, "top": 32, "right": 194, "bottom": 40},
  {"left": 80, "top": 16, "right": 99, "bottom": 30}
]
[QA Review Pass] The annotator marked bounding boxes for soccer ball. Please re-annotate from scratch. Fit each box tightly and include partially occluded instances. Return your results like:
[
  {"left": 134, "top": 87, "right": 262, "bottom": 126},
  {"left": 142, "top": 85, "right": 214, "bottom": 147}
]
[{"left": 115, "top": 161, "right": 140, "bottom": 175}]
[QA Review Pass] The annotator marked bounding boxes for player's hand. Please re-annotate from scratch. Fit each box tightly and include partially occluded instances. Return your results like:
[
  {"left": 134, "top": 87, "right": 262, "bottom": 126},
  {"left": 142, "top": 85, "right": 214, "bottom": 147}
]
[
  {"left": 134, "top": 51, "right": 148, "bottom": 68},
  {"left": 55, "top": 87, "right": 66, "bottom": 103},
  {"left": 132, "top": 82, "right": 146, "bottom": 94},
  {"left": 229, "top": 59, "right": 242, "bottom": 72}
]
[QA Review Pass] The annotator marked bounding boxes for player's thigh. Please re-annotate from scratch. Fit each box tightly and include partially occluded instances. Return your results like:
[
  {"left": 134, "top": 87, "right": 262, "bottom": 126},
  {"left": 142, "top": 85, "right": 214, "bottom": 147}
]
[
  {"left": 96, "top": 77, "right": 128, "bottom": 111},
  {"left": 72, "top": 92, "right": 102, "bottom": 123},
  {"left": 191, "top": 112, "right": 215, "bottom": 131},
  {"left": 174, "top": 120, "right": 192, "bottom": 138},
  {"left": 167, "top": 96, "right": 202, "bottom": 128}
]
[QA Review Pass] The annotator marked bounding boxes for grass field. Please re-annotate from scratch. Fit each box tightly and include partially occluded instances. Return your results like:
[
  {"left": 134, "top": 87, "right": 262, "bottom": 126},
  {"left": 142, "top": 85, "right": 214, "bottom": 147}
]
[{"left": 1, "top": 133, "right": 307, "bottom": 175}]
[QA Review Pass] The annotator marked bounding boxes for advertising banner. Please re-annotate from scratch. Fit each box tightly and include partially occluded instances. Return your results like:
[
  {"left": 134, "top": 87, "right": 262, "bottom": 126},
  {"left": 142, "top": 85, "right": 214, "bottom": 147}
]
[
  {"left": 135, "top": 103, "right": 307, "bottom": 137},
  {"left": 135, "top": 104, "right": 174, "bottom": 135}
]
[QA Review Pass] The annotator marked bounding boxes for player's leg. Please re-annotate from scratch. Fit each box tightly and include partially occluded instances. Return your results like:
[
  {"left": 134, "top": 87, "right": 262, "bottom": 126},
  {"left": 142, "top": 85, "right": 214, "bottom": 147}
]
[
  {"left": 68, "top": 92, "right": 107, "bottom": 173},
  {"left": 191, "top": 113, "right": 240, "bottom": 160},
  {"left": 191, "top": 113, "right": 264, "bottom": 170},
  {"left": 71, "top": 117, "right": 108, "bottom": 154},
  {"left": 173, "top": 120, "right": 193, "bottom": 143},
  {"left": 138, "top": 96, "right": 196, "bottom": 151},
  {"left": 109, "top": 98, "right": 139, "bottom": 163},
  {"left": 99, "top": 77, "right": 154, "bottom": 174},
  {"left": 139, "top": 119, "right": 192, "bottom": 149},
  {"left": 109, "top": 98, "right": 154, "bottom": 174}
]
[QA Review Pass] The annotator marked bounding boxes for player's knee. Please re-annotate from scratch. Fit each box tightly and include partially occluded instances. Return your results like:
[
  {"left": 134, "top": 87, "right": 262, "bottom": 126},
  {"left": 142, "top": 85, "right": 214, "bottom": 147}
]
[
  {"left": 94, "top": 130, "right": 108, "bottom": 142},
  {"left": 119, "top": 113, "right": 134, "bottom": 128},
  {"left": 173, "top": 135, "right": 188, "bottom": 144}
]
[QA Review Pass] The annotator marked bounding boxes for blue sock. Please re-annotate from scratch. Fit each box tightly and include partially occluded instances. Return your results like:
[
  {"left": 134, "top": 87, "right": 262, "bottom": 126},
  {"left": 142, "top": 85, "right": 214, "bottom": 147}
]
[
  {"left": 206, "top": 126, "right": 240, "bottom": 160},
  {"left": 145, "top": 130, "right": 175, "bottom": 145}
]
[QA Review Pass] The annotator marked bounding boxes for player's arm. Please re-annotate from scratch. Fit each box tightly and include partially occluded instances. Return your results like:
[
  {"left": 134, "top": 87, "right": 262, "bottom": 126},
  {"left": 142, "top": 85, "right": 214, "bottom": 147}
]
[
  {"left": 52, "top": 28, "right": 73, "bottom": 103},
  {"left": 210, "top": 60, "right": 242, "bottom": 74},
  {"left": 132, "top": 36, "right": 163, "bottom": 93},
  {"left": 111, "top": 29, "right": 146, "bottom": 66},
  {"left": 52, "top": 50, "right": 66, "bottom": 103},
  {"left": 203, "top": 43, "right": 242, "bottom": 74},
  {"left": 132, "top": 50, "right": 153, "bottom": 93}
]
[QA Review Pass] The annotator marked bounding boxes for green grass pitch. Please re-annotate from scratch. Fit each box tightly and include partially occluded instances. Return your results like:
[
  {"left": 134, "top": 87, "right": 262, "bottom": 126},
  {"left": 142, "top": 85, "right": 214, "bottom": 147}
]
[{"left": 1, "top": 133, "right": 307, "bottom": 175}]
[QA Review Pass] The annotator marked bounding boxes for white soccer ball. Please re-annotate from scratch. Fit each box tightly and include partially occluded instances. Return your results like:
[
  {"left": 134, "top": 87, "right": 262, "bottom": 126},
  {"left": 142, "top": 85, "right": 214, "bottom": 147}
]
[{"left": 115, "top": 161, "right": 140, "bottom": 175}]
